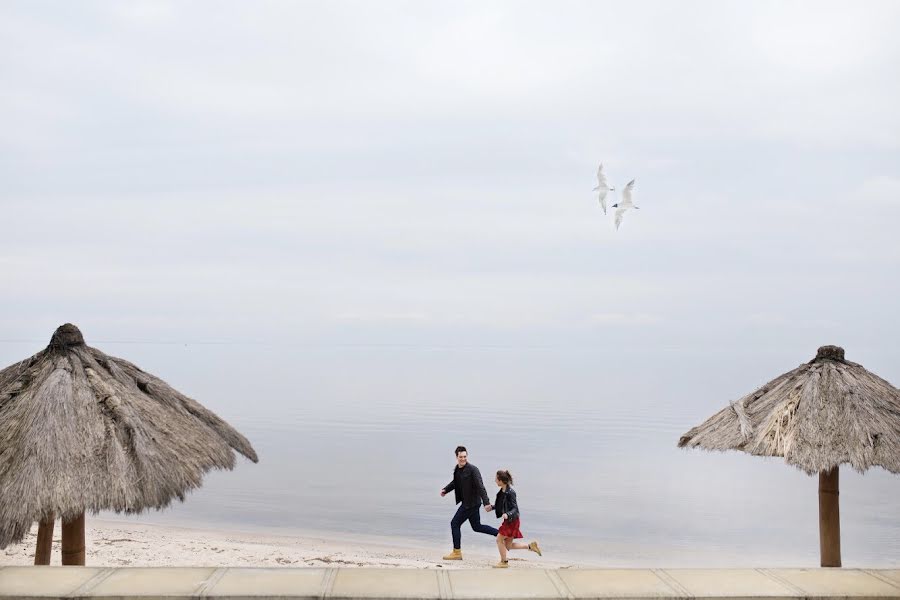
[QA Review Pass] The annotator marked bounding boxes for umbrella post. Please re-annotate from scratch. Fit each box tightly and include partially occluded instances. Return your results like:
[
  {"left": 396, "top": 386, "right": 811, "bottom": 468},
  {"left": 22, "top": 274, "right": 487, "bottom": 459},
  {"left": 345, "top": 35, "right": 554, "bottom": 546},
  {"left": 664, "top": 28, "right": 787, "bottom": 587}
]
[
  {"left": 61, "top": 512, "right": 85, "bottom": 566},
  {"left": 818, "top": 466, "right": 841, "bottom": 567},
  {"left": 34, "top": 515, "right": 55, "bottom": 565}
]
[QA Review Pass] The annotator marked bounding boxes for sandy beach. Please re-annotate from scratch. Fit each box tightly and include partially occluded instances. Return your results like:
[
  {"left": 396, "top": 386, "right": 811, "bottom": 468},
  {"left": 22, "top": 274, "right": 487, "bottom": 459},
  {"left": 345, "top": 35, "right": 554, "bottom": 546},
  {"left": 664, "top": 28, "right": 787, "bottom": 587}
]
[{"left": 1, "top": 519, "right": 574, "bottom": 569}]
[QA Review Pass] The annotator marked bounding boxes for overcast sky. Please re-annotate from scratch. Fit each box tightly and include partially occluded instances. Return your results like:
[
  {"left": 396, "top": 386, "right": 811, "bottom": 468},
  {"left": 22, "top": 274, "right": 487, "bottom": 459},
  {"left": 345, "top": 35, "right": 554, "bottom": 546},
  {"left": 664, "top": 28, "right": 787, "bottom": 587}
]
[{"left": 2, "top": 1, "right": 899, "bottom": 373}]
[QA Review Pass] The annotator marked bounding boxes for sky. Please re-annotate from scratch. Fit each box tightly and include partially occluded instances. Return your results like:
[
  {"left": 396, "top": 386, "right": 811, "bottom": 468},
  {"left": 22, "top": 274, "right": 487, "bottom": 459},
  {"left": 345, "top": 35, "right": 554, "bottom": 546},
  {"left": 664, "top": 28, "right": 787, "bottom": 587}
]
[{"left": 1, "top": 0, "right": 899, "bottom": 372}]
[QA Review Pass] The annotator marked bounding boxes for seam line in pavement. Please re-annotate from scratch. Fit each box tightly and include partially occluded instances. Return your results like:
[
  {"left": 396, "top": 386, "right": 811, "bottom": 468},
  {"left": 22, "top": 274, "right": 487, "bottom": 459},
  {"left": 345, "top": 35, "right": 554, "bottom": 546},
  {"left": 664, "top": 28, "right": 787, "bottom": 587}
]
[
  {"left": 545, "top": 570, "right": 574, "bottom": 599},
  {"left": 757, "top": 569, "right": 805, "bottom": 596},
  {"left": 320, "top": 567, "right": 338, "bottom": 600},
  {"left": 865, "top": 570, "right": 900, "bottom": 591},
  {"left": 653, "top": 569, "right": 691, "bottom": 598},
  {"left": 437, "top": 570, "right": 452, "bottom": 600},
  {"left": 754, "top": 567, "right": 804, "bottom": 595},
  {"left": 447, "top": 569, "right": 456, "bottom": 599},
  {"left": 69, "top": 567, "right": 114, "bottom": 598},
  {"left": 197, "top": 567, "right": 229, "bottom": 597}
]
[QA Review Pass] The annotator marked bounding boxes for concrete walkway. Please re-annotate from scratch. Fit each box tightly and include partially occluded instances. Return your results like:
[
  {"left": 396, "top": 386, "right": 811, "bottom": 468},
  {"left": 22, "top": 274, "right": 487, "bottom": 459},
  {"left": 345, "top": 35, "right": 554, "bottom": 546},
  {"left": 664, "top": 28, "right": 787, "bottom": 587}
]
[{"left": 1, "top": 566, "right": 899, "bottom": 599}]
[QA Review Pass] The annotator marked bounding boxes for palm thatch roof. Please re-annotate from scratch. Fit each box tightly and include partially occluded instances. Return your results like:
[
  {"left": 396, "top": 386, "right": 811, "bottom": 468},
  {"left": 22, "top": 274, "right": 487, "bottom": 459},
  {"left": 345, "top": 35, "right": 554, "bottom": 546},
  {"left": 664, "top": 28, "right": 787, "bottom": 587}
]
[
  {"left": 678, "top": 345, "right": 900, "bottom": 475},
  {"left": 0, "top": 324, "right": 258, "bottom": 548}
]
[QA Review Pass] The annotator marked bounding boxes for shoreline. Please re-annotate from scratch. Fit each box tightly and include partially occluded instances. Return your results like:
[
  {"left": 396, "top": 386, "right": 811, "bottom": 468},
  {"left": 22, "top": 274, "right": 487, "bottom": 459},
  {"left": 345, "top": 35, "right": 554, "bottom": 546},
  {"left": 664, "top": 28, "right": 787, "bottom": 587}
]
[
  {"left": 6, "top": 518, "right": 900, "bottom": 570},
  {"left": 1, "top": 518, "right": 575, "bottom": 569}
]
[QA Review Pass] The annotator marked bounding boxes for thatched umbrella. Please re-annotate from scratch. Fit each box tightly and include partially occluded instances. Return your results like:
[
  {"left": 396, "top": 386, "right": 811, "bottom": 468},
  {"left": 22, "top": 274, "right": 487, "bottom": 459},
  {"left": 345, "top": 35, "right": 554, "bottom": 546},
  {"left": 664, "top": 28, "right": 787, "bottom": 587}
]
[
  {"left": 0, "top": 324, "right": 258, "bottom": 565},
  {"left": 678, "top": 345, "right": 900, "bottom": 568}
]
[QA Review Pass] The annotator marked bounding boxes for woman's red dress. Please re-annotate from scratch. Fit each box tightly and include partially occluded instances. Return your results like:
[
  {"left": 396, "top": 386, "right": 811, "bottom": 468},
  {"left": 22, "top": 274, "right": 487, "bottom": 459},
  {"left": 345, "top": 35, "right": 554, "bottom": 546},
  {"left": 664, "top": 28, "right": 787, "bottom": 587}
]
[{"left": 497, "top": 517, "right": 523, "bottom": 539}]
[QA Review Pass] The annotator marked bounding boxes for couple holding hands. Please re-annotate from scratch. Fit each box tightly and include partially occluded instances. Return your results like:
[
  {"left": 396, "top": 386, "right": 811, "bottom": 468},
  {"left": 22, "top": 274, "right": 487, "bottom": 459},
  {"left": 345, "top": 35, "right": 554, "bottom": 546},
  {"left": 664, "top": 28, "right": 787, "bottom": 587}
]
[{"left": 440, "top": 445, "right": 542, "bottom": 568}]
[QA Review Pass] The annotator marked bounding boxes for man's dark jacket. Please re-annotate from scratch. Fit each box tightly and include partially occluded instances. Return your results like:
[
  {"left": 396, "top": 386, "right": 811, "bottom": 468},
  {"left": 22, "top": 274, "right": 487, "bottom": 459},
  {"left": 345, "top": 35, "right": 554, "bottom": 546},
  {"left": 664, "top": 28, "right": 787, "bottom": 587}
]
[{"left": 443, "top": 463, "right": 491, "bottom": 508}]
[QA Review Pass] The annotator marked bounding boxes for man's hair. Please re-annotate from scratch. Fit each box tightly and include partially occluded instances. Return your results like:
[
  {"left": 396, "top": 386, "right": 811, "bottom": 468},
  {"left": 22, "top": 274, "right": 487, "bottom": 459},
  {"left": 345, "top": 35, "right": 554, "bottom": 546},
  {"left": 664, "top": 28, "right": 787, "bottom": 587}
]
[
  {"left": 455, "top": 446, "right": 467, "bottom": 456},
  {"left": 496, "top": 470, "right": 514, "bottom": 485}
]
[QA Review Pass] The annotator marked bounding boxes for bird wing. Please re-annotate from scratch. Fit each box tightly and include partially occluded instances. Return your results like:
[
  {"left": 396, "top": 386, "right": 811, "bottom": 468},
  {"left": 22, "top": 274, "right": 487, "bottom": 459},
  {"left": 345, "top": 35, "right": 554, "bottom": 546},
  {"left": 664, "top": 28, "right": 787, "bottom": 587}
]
[
  {"left": 597, "top": 188, "right": 608, "bottom": 214},
  {"left": 614, "top": 206, "right": 627, "bottom": 229},
  {"left": 596, "top": 164, "right": 609, "bottom": 189},
  {"left": 619, "top": 179, "right": 635, "bottom": 208}
]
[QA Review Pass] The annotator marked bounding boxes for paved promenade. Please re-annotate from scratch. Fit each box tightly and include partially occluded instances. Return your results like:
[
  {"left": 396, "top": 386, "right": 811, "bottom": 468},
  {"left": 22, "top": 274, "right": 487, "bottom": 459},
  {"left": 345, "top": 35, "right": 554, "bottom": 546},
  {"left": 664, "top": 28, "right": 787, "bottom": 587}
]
[{"left": 2, "top": 567, "right": 899, "bottom": 599}]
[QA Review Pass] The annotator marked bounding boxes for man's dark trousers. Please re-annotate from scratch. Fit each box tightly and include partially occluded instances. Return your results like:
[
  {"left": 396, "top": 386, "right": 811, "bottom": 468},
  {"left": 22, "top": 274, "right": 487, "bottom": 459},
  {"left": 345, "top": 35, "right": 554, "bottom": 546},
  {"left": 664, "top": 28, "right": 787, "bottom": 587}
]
[{"left": 451, "top": 504, "right": 499, "bottom": 549}]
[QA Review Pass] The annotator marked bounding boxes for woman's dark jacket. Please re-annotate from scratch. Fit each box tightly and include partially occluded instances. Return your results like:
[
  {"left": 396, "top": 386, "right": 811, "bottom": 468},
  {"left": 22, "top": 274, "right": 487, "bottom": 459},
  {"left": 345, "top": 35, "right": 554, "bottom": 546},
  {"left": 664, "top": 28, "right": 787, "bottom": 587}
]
[
  {"left": 493, "top": 486, "right": 520, "bottom": 521},
  {"left": 443, "top": 463, "right": 491, "bottom": 508}
]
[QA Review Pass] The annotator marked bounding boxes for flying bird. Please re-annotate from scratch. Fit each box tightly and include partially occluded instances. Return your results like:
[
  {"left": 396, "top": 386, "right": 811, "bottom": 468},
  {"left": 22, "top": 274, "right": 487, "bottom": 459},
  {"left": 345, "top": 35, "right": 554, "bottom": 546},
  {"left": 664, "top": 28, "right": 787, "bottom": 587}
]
[
  {"left": 612, "top": 179, "right": 638, "bottom": 230},
  {"left": 592, "top": 163, "right": 615, "bottom": 214}
]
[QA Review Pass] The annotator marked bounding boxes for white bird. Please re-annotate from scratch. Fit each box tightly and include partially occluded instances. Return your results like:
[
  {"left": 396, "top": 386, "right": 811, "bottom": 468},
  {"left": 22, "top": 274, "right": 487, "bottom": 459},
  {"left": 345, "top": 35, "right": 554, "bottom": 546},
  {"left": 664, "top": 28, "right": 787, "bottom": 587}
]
[
  {"left": 592, "top": 163, "right": 615, "bottom": 214},
  {"left": 612, "top": 179, "right": 638, "bottom": 230}
]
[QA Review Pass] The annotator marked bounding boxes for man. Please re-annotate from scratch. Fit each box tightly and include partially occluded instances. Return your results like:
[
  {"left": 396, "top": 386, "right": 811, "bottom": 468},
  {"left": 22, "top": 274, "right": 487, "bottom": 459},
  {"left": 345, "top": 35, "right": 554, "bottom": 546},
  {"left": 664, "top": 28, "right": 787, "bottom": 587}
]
[{"left": 439, "top": 445, "right": 497, "bottom": 560}]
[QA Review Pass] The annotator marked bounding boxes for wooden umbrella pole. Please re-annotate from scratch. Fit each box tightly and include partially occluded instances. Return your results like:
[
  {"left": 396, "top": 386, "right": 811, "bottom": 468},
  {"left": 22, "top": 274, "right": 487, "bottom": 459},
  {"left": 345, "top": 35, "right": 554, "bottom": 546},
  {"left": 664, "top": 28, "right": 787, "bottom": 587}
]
[
  {"left": 818, "top": 466, "right": 841, "bottom": 567},
  {"left": 61, "top": 512, "right": 85, "bottom": 566},
  {"left": 34, "top": 515, "right": 55, "bottom": 565}
]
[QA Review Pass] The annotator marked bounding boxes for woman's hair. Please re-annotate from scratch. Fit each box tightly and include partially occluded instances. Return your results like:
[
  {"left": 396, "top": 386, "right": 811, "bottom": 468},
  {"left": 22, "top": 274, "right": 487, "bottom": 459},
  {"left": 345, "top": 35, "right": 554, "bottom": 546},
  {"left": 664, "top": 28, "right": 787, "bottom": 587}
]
[{"left": 496, "top": 470, "right": 514, "bottom": 485}]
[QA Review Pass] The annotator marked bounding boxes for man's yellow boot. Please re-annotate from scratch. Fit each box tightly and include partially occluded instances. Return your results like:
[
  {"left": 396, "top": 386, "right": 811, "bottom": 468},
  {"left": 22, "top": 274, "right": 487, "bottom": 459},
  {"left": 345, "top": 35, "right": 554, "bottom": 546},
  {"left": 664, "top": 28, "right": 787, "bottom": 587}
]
[{"left": 442, "top": 549, "right": 462, "bottom": 560}]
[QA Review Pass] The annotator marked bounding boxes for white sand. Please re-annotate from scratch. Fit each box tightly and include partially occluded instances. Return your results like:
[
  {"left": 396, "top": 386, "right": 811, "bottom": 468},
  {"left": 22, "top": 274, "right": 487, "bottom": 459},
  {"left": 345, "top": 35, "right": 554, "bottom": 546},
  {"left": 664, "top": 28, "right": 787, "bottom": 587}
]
[{"left": 1, "top": 519, "right": 574, "bottom": 569}]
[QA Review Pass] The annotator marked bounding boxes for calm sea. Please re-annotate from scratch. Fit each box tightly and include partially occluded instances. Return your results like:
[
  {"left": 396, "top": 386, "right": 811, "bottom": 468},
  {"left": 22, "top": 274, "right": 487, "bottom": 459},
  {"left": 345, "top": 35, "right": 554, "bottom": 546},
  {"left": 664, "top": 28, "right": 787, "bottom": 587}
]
[{"left": 6, "top": 341, "right": 900, "bottom": 566}]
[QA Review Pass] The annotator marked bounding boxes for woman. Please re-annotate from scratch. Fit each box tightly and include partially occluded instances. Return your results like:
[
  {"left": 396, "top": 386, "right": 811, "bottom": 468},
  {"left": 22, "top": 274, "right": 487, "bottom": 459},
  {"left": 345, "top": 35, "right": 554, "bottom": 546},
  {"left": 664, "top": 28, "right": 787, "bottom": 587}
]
[{"left": 489, "top": 469, "right": 542, "bottom": 568}]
